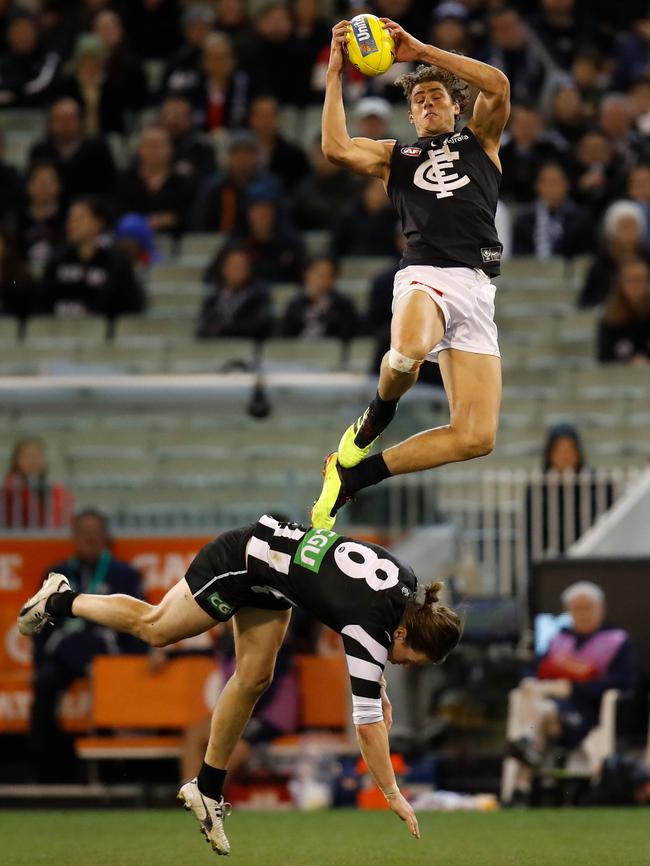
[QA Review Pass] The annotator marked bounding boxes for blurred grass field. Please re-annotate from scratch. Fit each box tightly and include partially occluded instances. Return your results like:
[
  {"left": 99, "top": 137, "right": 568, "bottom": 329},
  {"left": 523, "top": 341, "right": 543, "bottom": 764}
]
[{"left": 1, "top": 808, "right": 649, "bottom": 866}]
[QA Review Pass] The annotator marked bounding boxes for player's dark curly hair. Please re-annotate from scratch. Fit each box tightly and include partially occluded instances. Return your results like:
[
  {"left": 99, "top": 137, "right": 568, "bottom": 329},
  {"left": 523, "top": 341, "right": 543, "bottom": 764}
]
[
  {"left": 401, "top": 581, "right": 463, "bottom": 663},
  {"left": 395, "top": 63, "right": 470, "bottom": 114}
]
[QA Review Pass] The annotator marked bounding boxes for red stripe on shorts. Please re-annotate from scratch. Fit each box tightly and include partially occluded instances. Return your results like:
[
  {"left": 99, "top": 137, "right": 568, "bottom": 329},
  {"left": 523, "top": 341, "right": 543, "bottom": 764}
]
[{"left": 410, "top": 280, "right": 444, "bottom": 297}]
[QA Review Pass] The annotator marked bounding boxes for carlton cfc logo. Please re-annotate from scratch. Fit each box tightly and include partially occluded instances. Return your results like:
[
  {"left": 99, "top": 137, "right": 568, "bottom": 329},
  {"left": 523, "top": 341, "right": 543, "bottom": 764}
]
[{"left": 414, "top": 142, "right": 471, "bottom": 199}]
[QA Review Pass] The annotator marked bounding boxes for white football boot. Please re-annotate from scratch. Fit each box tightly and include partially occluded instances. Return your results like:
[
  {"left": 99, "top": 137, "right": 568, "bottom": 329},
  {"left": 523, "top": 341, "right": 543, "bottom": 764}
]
[
  {"left": 17, "top": 572, "right": 72, "bottom": 636},
  {"left": 178, "top": 778, "right": 232, "bottom": 856}
]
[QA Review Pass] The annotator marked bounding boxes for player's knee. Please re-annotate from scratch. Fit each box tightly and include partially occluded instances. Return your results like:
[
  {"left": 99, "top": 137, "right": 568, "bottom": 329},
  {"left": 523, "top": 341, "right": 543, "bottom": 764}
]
[
  {"left": 388, "top": 343, "right": 426, "bottom": 373},
  {"left": 457, "top": 428, "right": 496, "bottom": 459},
  {"left": 235, "top": 666, "right": 274, "bottom": 699}
]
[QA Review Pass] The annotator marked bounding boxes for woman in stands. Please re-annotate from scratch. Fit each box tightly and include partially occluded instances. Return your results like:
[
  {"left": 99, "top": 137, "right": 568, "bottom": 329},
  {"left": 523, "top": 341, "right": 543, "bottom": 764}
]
[{"left": 19, "top": 514, "right": 462, "bottom": 855}]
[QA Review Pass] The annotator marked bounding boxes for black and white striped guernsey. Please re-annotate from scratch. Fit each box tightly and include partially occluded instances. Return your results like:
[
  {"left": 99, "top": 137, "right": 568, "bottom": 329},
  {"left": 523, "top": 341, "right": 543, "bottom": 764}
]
[{"left": 185, "top": 515, "right": 418, "bottom": 725}]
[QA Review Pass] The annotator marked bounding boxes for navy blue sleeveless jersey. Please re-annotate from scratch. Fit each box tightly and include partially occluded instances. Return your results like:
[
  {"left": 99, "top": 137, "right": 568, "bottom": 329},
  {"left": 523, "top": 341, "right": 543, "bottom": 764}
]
[{"left": 387, "top": 126, "right": 503, "bottom": 276}]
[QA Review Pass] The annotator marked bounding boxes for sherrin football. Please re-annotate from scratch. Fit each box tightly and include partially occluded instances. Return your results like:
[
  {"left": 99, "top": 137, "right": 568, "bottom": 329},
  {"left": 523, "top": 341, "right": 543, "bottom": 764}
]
[{"left": 346, "top": 14, "right": 395, "bottom": 77}]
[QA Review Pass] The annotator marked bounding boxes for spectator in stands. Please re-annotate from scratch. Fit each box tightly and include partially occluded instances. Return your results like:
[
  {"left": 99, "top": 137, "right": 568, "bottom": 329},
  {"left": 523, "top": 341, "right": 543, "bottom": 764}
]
[
  {"left": 117, "top": 124, "right": 194, "bottom": 237},
  {"left": 499, "top": 104, "right": 568, "bottom": 203},
  {"left": 244, "top": 2, "right": 307, "bottom": 106},
  {"left": 626, "top": 163, "right": 650, "bottom": 244},
  {"left": 0, "top": 229, "right": 35, "bottom": 320},
  {"left": 513, "top": 162, "right": 592, "bottom": 259},
  {"left": 92, "top": 9, "right": 147, "bottom": 118},
  {"left": 215, "top": 0, "right": 252, "bottom": 56},
  {"left": 291, "top": 135, "right": 362, "bottom": 230},
  {"left": 57, "top": 34, "right": 125, "bottom": 135},
  {"left": 628, "top": 75, "right": 650, "bottom": 137},
  {"left": 122, "top": 0, "right": 181, "bottom": 61},
  {"left": 1, "top": 436, "right": 73, "bottom": 530},
  {"left": 331, "top": 177, "right": 399, "bottom": 258},
  {"left": 613, "top": 14, "right": 650, "bottom": 91},
  {"left": 161, "top": 4, "right": 216, "bottom": 105},
  {"left": 505, "top": 581, "right": 637, "bottom": 806},
  {"left": 354, "top": 96, "right": 392, "bottom": 140},
  {"left": 0, "top": 129, "right": 21, "bottom": 226},
  {"left": 197, "top": 243, "right": 273, "bottom": 340},
  {"left": 281, "top": 256, "right": 360, "bottom": 340},
  {"left": 291, "top": 0, "right": 330, "bottom": 103},
  {"left": 579, "top": 201, "right": 650, "bottom": 308},
  {"left": 429, "top": 2, "right": 472, "bottom": 54},
  {"left": 549, "top": 83, "right": 590, "bottom": 148},
  {"left": 160, "top": 96, "right": 216, "bottom": 188},
  {"left": 597, "top": 93, "right": 649, "bottom": 171},
  {"left": 247, "top": 94, "right": 310, "bottom": 189},
  {"left": 373, "top": 0, "right": 429, "bottom": 43},
  {"left": 190, "top": 132, "right": 282, "bottom": 233},
  {"left": 528, "top": 0, "right": 604, "bottom": 71},
  {"left": 40, "top": 196, "right": 144, "bottom": 320},
  {"left": 231, "top": 195, "right": 304, "bottom": 283},
  {"left": 30, "top": 508, "right": 147, "bottom": 781},
  {"left": 572, "top": 130, "right": 627, "bottom": 215},
  {"left": 194, "top": 31, "right": 250, "bottom": 132},
  {"left": 15, "top": 161, "right": 65, "bottom": 268},
  {"left": 482, "top": 6, "right": 555, "bottom": 106},
  {"left": 29, "top": 97, "right": 116, "bottom": 200},
  {"left": 571, "top": 48, "right": 607, "bottom": 115},
  {"left": 597, "top": 257, "right": 650, "bottom": 364},
  {"left": 0, "top": 10, "right": 59, "bottom": 107}
]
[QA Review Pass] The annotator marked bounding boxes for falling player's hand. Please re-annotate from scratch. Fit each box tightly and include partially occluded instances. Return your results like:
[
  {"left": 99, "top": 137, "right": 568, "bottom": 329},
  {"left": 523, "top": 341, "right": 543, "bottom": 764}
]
[
  {"left": 328, "top": 20, "right": 350, "bottom": 75},
  {"left": 388, "top": 792, "right": 420, "bottom": 839},
  {"left": 379, "top": 18, "right": 425, "bottom": 63}
]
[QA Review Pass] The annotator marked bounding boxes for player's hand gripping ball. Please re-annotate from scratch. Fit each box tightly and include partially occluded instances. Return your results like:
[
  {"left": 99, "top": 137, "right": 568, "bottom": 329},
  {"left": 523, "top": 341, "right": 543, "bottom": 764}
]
[{"left": 346, "top": 14, "right": 395, "bottom": 77}]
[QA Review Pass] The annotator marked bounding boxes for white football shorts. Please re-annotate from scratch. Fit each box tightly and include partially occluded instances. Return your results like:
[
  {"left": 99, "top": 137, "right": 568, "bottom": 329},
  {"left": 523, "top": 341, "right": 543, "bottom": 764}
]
[{"left": 392, "top": 264, "right": 500, "bottom": 363}]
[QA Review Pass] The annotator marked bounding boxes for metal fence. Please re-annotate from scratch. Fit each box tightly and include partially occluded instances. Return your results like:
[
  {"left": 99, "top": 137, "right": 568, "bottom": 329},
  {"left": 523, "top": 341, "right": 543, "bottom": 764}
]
[{"left": 386, "top": 467, "right": 644, "bottom": 598}]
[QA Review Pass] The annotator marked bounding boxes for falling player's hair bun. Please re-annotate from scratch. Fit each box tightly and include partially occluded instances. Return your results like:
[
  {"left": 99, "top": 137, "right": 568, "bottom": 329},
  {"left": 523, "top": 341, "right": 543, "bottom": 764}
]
[{"left": 422, "top": 581, "right": 444, "bottom": 607}]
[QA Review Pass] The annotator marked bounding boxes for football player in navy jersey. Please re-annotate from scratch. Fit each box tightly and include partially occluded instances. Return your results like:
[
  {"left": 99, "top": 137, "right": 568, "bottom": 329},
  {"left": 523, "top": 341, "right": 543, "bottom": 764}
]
[
  {"left": 19, "top": 515, "right": 461, "bottom": 856},
  {"left": 312, "top": 19, "right": 510, "bottom": 530}
]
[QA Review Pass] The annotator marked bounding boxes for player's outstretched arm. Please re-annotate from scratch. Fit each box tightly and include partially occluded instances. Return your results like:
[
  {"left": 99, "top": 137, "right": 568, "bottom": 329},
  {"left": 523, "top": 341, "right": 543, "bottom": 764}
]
[
  {"left": 356, "top": 721, "right": 420, "bottom": 839},
  {"left": 322, "top": 21, "right": 395, "bottom": 179},
  {"left": 381, "top": 18, "right": 510, "bottom": 161}
]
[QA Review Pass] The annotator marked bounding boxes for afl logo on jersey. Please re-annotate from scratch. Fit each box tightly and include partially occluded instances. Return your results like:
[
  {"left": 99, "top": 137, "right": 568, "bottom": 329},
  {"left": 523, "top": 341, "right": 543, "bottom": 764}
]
[
  {"left": 414, "top": 142, "right": 471, "bottom": 199},
  {"left": 401, "top": 146, "right": 422, "bottom": 157}
]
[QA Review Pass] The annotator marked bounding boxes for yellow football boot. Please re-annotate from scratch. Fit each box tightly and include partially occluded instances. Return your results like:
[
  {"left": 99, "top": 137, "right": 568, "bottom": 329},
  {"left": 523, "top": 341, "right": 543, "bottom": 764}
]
[
  {"left": 310, "top": 452, "right": 351, "bottom": 530},
  {"left": 337, "top": 409, "right": 380, "bottom": 469}
]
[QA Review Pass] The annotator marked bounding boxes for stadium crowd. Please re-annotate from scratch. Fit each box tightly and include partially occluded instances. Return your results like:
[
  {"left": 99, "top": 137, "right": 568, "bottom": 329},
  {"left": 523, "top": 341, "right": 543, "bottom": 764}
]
[{"left": 0, "top": 0, "right": 649, "bottom": 364}]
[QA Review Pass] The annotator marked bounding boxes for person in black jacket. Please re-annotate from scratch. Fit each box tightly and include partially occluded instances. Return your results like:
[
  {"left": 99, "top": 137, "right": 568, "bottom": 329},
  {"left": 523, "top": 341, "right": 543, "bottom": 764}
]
[
  {"left": 40, "top": 196, "right": 145, "bottom": 320},
  {"left": 230, "top": 196, "right": 304, "bottom": 284},
  {"left": 117, "top": 125, "right": 194, "bottom": 237},
  {"left": 197, "top": 243, "right": 273, "bottom": 340},
  {"left": 29, "top": 97, "right": 116, "bottom": 201},
  {"left": 93, "top": 9, "right": 147, "bottom": 118},
  {"left": 330, "top": 177, "right": 399, "bottom": 259},
  {"left": 513, "top": 162, "right": 593, "bottom": 258},
  {"left": 598, "top": 257, "right": 650, "bottom": 363},
  {"left": 281, "top": 256, "right": 359, "bottom": 340},
  {"left": 291, "top": 135, "right": 362, "bottom": 230},
  {"left": 160, "top": 96, "right": 217, "bottom": 190},
  {"left": 247, "top": 95, "right": 310, "bottom": 190},
  {"left": 30, "top": 508, "right": 148, "bottom": 781},
  {"left": 15, "top": 161, "right": 65, "bottom": 269},
  {"left": 0, "top": 10, "right": 59, "bottom": 107}
]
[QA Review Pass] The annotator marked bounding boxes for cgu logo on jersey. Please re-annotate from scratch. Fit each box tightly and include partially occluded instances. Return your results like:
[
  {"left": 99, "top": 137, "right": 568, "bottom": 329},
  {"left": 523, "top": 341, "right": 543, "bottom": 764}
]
[
  {"left": 351, "top": 17, "right": 378, "bottom": 55},
  {"left": 294, "top": 528, "right": 341, "bottom": 573},
  {"left": 413, "top": 142, "right": 471, "bottom": 199}
]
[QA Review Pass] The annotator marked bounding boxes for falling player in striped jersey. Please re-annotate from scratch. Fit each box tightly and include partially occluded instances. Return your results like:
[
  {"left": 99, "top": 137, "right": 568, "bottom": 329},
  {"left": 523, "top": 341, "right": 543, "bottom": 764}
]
[{"left": 19, "top": 514, "right": 461, "bottom": 856}]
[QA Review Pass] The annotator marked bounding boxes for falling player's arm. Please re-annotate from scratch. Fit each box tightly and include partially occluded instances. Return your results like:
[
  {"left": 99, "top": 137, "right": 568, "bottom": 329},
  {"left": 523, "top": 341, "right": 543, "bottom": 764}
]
[
  {"left": 381, "top": 18, "right": 510, "bottom": 165},
  {"left": 342, "top": 630, "right": 419, "bottom": 837},
  {"left": 322, "top": 20, "right": 395, "bottom": 179}
]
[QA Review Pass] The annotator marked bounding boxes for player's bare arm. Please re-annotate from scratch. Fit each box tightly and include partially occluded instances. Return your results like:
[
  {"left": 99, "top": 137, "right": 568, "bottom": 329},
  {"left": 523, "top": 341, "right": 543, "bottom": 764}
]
[
  {"left": 356, "top": 720, "right": 420, "bottom": 838},
  {"left": 381, "top": 18, "right": 510, "bottom": 169},
  {"left": 322, "top": 20, "right": 395, "bottom": 180}
]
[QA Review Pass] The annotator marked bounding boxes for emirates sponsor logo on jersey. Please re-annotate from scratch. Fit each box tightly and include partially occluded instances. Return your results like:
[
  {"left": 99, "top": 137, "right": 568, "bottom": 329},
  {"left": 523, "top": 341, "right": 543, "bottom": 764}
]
[
  {"left": 401, "top": 146, "right": 422, "bottom": 157},
  {"left": 413, "top": 142, "right": 471, "bottom": 199}
]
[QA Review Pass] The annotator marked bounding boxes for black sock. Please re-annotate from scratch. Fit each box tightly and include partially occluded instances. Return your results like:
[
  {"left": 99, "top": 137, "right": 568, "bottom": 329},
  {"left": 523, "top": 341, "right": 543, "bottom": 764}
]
[
  {"left": 340, "top": 452, "right": 391, "bottom": 497},
  {"left": 354, "top": 392, "right": 399, "bottom": 448},
  {"left": 197, "top": 762, "right": 227, "bottom": 801},
  {"left": 45, "top": 590, "right": 78, "bottom": 618}
]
